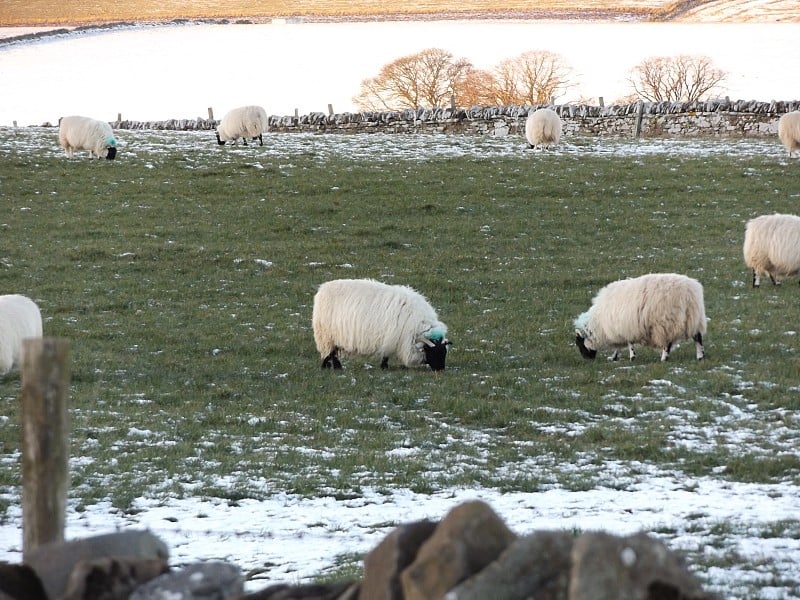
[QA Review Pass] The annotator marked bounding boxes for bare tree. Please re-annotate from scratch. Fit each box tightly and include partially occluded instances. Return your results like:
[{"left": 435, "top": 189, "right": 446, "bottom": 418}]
[
  {"left": 628, "top": 54, "right": 727, "bottom": 102},
  {"left": 456, "top": 67, "right": 497, "bottom": 107},
  {"left": 353, "top": 48, "right": 473, "bottom": 111},
  {"left": 488, "top": 50, "right": 573, "bottom": 105}
]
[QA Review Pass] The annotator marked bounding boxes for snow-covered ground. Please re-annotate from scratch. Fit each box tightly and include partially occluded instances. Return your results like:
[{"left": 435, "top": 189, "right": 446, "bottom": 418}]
[{"left": 2, "top": 477, "right": 799, "bottom": 596}]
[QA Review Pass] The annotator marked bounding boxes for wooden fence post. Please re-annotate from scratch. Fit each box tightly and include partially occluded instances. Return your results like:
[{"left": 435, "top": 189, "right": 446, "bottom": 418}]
[
  {"left": 634, "top": 100, "right": 644, "bottom": 138},
  {"left": 21, "top": 337, "right": 70, "bottom": 558},
  {"left": 208, "top": 107, "right": 214, "bottom": 121},
  {"left": 328, "top": 103, "right": 334, "bottom": 116}
]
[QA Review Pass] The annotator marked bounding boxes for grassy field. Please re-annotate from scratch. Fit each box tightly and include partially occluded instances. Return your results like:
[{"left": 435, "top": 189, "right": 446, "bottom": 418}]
[
  {"left": 1, "top": 0, "right": 668, "bottom": 25},
  {"left": 0, "top": 128, "right": 799, "bottom": 597}
]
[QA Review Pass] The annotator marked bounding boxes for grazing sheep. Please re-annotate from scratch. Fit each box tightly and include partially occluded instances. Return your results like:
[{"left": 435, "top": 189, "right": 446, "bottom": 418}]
[
  {"left": 215, "top": 105, "right": 268, "bottom": 146},
  {"left": 524, "top": 107, "right": 562, "bottom": 149},
  {"left": 778, "top": 111, "right": 800, "bottom": 157},
  {"left": 574, "top": 273, "right": 706, "bottom": 362},
  {"left": 58, "top": 116, "right": 118, "bottom": 159},
  {"left": 0, "top": 294, "right": 43, "bottom": 376},
  {"left": 743, "top": 213, "right": 800, "bottom": 287},
  {"left": 312, "top": 278, "right": 451, "bottom": 371}
]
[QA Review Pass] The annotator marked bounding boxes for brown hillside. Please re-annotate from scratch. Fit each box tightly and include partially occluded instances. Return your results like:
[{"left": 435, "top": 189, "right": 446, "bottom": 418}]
[
  {"left": 0, "top": 0, "right": 681, "bottom": 26},
  {"left": 1, "top": 0, "right": 797, "bottom": 25}
]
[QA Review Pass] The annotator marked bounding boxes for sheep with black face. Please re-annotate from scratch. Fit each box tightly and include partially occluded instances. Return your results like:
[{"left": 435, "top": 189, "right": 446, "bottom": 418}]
[
  {"left": 574, "top": 273, "right": 706, "bottom": 362},
  {"left": 58, "top": 116, "right": 118, "bottom": 159},
  {"left": 312, "top": 278, "right": 451, "bottom": 371}
]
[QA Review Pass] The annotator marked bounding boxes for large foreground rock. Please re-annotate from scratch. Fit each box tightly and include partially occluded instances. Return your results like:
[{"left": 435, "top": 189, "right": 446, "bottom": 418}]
[
  {"left": 24, "top": 530, "right": 168, "bottom": 600},
  {"left": 400, "top": 500, "right": 517, "bottom": 600}
]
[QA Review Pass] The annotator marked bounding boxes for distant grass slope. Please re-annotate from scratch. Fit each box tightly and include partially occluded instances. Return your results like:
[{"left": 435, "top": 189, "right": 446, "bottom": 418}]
[{"left": 0, "top": 0, "right": 671, "bottom": 26}]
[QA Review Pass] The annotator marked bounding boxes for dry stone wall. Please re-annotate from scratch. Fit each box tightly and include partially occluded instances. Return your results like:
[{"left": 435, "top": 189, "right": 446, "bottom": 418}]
[{"left": 111, "top": 99, "right": 800, "bottom": 138}]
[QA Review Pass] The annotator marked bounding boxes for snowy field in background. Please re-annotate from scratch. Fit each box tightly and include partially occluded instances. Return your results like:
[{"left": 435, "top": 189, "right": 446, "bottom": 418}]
[{"left": 0, "top": 20, "right": 799, "bottom": 126}]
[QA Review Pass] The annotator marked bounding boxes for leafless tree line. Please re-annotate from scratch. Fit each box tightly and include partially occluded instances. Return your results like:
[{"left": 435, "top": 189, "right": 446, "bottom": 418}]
[{"left": 353, "top": 48, "right": 727, "bottom": 110}]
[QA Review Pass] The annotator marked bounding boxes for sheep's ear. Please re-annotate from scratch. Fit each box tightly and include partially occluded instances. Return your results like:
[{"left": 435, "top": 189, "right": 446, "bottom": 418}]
[{"left": 419, "top": 337, "right": 435, "bottom": 347}]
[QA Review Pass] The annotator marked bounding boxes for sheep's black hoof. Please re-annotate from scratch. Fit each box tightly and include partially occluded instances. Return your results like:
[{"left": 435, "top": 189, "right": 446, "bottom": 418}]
[{"left": 380, "top": 357, "right": 389, "bottom": 369}]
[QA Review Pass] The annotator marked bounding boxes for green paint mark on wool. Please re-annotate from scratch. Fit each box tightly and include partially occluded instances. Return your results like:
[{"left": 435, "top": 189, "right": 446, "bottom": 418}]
[
  {"left": 107, "top": 137, "right": 117, "bottom": 146},
  {"left": 427, "top": 326, "right": 446, "bottom": 341}
]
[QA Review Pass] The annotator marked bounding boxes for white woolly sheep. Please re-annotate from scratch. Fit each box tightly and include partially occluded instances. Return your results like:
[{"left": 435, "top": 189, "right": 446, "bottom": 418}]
[
  {"left": 574, "top": 273, "right": 706, "bottom": 362},
  {"left": 525, "top": 107, "right": 562, "bottom": 149},
  {"left": 312, "top": 278, "right": 451, "bottom": 371},
  {"left": 216, "top": 105, "right": 268, "bottom": 146},
  {"left": 0, "top": 294, "right": 43, "bottom": 376},
  {"left": 58, "top": 116, "right": 118, "bottom": 160},
  {"left": 778, "top": 111, "right": 800, "bottom": 157},
  {"left": 743, "top": 213, "right": 800, "bottom": 287}
]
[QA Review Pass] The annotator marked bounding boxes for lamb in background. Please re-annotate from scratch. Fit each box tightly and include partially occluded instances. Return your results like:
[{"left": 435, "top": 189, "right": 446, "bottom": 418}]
[
  {"left": 524, "top": 107, "right": 562, "bottom": 150},
  {"left": 743, "top": 213, "right": 800, "bottom": 287},
  {"left": 574, "top": 273, "right": 706, "bottom": 362},
  {"left": 216, "top": 105, "right": 268, "bottom": 146},
  {"left": 778, "top": 111, "right": 800, "bottom": 157},
  {"left": 58, "top": 116, "right": 118, "bottom": 159},
  {"left": 312, "top": 278, "right": 450, "bottom": 371},
  {"left": 0, "top": 294, "right": 43, "bottom": 376}
]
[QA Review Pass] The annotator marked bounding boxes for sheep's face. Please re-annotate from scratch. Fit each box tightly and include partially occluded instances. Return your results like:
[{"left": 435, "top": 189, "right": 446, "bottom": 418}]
[
  {"left": 105, "top": 146, "right": 117, "bottom": 160},
  {"left": 575, "top": 332, "right": 597, "bottom": 360},
  {"left": 422, "top": 338, "right": 451, "bottom": 371}
]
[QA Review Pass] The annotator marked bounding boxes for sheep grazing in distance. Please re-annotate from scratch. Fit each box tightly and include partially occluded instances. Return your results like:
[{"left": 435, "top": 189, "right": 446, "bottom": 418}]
[
  {"left": 574, "top": 273, "right": 706, "bottom": 362},
  {"left": 312, "top": 278, "right": 451, "bottom": 371},
  {"left": 58, "top": 116, "right": 118, "bottom": 159},
  {"left": 524, "top": 107, "right": 562, "bottom": 150},
  {"left": 215, "top": 105, "right": 268, "bottom": 146},
  {"left": 0, "top": 294, "right": 43, "bottom": 376},
  {"left": 777, "top": 111, "right": 800, "bottom": 157},
  {"left": 743, "top": 213, "right": 800, "bottom": 287}
]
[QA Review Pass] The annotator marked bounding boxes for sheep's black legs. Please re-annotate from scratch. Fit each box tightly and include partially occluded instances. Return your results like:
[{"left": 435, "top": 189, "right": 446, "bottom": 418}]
[
  {"left": 322, "top": 349, "right": 342, "bottom": 369},
  {"left": 693, "top": 332, "right": 705, "bottom": 360},
  {"left": 380, "top": 357, "right": 389, "bottom": 369}
]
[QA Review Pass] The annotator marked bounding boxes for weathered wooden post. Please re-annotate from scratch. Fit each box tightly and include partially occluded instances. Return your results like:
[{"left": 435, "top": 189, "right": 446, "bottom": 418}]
[
  {"left": 208, "top": 107, "right": 214, "bottom": 121},
  {"left": 21, "top": 337, "right": 70, "bottom": 558},
  {"left": 328, "top": 103, "right": 334, "bottom": 116},
  {"left": 634, "top": 100, "right": 644, "bottom": 138},
  {"left": 598, "top": 96, "right": 604, "bottom": 108},
  {"left": 117, "top": 113, "right": 122, "bottom": 123}
]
